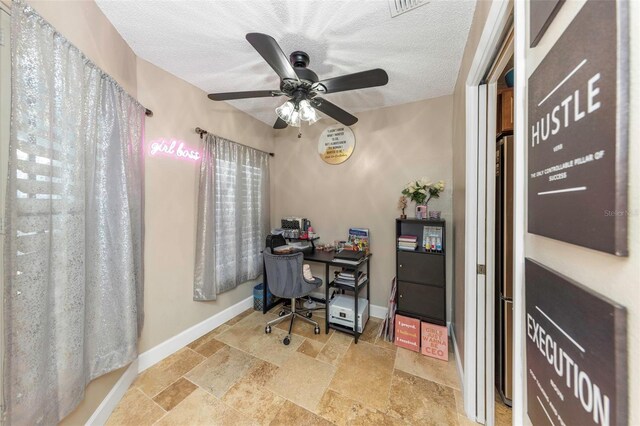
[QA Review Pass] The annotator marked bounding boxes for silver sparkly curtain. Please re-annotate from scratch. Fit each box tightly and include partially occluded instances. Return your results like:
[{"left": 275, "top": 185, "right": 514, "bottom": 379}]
[
  {"left": 194, "top": 134, "right": 270, "bottom": 300},
  {"left": 3, "top": 3, "right": 145, "bottom": 424}
]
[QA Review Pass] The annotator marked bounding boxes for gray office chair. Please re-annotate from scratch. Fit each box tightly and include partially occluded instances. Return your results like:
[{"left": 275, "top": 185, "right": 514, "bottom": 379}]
[{"left": 263, "top": 248, "right": 322, "bottom": 345}]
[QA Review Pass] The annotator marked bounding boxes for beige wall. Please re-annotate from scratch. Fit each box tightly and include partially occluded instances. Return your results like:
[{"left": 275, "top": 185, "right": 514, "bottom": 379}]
[
  {"left": 451, "top": 0, "right": 494, "bottom": 364},
  {"left": 136, "top": 57, "right": 274, "bottom": 353},
  {"left": 271, "top": 96, "right": 454, "bottom": 316},
  {"left": 22, "top": 1, "right": 275, "bottom": 424},
  {"left": 523, "top": 1, "right": 640, "bottom": 424}
]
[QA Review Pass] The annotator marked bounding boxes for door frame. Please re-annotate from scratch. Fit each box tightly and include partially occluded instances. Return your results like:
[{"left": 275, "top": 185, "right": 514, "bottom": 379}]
[{"left": 462, "top": 0, "right": 512, "bottom": 423}]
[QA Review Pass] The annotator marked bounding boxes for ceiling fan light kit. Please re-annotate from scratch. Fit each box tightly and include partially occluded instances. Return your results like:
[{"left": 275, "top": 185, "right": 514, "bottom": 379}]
[{"left": 207, "top": 33, "right": 389, "bottom": 132}]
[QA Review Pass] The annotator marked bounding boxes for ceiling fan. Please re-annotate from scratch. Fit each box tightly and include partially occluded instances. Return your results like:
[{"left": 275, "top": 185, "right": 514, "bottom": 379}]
[{"left": 208, "top": 33, "right": 389, "bottom": 130}]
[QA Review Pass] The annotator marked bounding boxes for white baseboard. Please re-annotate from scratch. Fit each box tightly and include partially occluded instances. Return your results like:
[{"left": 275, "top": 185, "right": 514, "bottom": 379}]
[
  {"left": 369, "top": 303, "right": 388, "bottom": 319},
  {"left": 86, "top": 359, "right": 139, "bottom": 426},
  {"left": 86, "top": 296, "right": 253, "bottom": 425},
  {"left": 137, "top": 296, "right": 253, "bottom": 372},
  {"left": 450, "top": 325, "right": 465, "bottom": 396}
]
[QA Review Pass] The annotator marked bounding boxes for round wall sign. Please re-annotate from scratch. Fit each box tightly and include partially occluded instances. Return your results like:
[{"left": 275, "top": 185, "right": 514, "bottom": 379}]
[{"left": 318, "top": 125, "right": 355, "bottom": 165}]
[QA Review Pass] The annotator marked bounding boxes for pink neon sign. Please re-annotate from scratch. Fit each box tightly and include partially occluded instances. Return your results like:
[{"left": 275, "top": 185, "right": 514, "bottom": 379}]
[{"left": 149, "top": 139, "right": 200, "bottom": 161}]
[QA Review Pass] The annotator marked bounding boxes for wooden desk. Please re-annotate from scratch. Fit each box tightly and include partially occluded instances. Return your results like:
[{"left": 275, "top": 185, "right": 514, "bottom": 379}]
[{"left": 262, "top": 249, "right": 372, "bottom": 343}]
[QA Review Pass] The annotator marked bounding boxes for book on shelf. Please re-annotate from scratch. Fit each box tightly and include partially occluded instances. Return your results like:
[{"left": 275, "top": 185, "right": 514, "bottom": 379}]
[
  {"left": 398, "top": 241, "right": 418, "bottom": 247},
  {"left": 348, "top": 228, "right": 369, "bottom": 252},
  {"left": 398, "top": 235, "right": 418, "bottom": 242},
  {"left": 337, "top": 271, "right": 363, "bottom": 279},
  {"left": 335, "top": 273, "right": 368, "bottom": 287}
]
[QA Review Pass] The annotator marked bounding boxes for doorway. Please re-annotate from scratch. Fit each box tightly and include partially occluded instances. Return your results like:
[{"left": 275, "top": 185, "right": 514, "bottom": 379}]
[
  {"left": 489, "top": 46, "right": 514, "bottom": 426},
  {"left": 461, "top": 1, "right": 516, "bottom": 424}
]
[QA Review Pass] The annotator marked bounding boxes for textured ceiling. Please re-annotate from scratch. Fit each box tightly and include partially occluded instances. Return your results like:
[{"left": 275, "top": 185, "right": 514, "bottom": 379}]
[{"left": 96, "top": 0, "right": 476, "bottom": 126}]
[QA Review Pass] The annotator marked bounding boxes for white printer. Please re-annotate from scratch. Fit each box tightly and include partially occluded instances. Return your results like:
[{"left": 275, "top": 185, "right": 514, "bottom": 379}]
[{"left": 328, "top": 295, "right": 369, "bottom": 333}]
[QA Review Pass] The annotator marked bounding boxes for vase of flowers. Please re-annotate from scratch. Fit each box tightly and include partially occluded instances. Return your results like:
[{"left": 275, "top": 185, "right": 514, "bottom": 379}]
[{"left": 401, "top": 178, "right": 446, "bottom": 219}]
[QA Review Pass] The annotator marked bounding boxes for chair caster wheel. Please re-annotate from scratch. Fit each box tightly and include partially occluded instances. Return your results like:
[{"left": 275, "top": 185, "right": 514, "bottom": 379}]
[
  {"left": 265, "top": 326, "right": 271, "bottom": 334},
  {"left": 314, "top": 327, "right": 320, "bottom": 335},
  {"left": 306, "top": 312, "right": 313, "bottom": 318},
  {"left": 278, "top": 310, "right": 286, "bottom": 317},
  {"left": 283, "top": 336, "right": 291, "bottom": 345}
]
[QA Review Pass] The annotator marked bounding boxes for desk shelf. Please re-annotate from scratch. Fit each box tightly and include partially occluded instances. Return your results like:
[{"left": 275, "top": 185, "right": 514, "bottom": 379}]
[
  {"left": 326, "top": 255, "right": 371, "bottom": 343},
  {"left": 329, "top": 279, "right": 368, "bottom": 293},
  {"left": 328, "top": 322, "right": 363, "bottom": 337}
]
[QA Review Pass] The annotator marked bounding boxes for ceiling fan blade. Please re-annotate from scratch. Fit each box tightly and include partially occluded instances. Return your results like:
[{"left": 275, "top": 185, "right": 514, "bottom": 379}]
[
  {"left": 246, "top": 33, "right": 299, "bottom": 82},
  {"left": 208, "top": 90, "right": 282, "bottom": 101},
  {"left": 315, "top": 69, "right": 389, "bottom": 94},
  {"left": 273, "top": 117, "right": 288, "bottom": 129},
  {"left": 312, "top": 97, "right": 358, "bottom": 126}
]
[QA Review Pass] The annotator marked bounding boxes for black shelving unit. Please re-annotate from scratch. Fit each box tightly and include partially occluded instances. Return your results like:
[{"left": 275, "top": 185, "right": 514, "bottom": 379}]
[{"left": 395, "top": 218, "right": 446, "bottom": 326}]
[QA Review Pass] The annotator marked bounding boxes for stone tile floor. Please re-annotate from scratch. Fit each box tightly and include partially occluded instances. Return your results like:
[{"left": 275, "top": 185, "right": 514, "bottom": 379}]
[{"left": 107, "top": 308, "right": 511, "bottom": 425}]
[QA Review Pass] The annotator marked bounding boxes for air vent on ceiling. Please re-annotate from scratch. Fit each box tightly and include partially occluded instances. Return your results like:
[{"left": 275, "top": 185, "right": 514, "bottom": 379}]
[{"left": 388, "top": 0, "right": 429, "bottom": 18}]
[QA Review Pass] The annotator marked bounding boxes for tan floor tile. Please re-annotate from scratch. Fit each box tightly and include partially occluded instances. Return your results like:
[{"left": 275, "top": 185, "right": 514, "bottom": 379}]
[
  {"left": 154, "top": 387, "right": 251, "bottom": 426},
  {"left": 297, "top": 339, "right": 326, "bottom": 358},
  {"left": 395, "top": 346, "right": 461, "bottom": 390},
  {"left": 358, "top": 317, "right": 383, "bottom": 343},
  {"left": 242, "top": 359, "right": 280, "bottom": 387},
  {"left": 106, "top": 388, "right": 165, "bottom": 426},
  {"left": 269, "top": 400, "right": 333, "bottom": 426},
  {"left": 225, "top": 308, "right": 254, "bottom": 326},
  {"left": 454, "top": 390, "right": 465, "bottom": 416},
  {"left": 187, "top": 326, "right": 229, "bottom": 358},
  {"left": 221, "top": 378, "right": 286, "bottom": 425},
  {"left": 133, "top": 348, "right": 205, "bottom": 397},
  {"left": 185, "top": 345, "right": 257, "bottom": 398},
  {"left": 187, "top": 324, "right": 229, "bottom": 350},
  {"left": 495, "top": 394, "right": 512, "bottom": 426},
  {"left": 374, "top": 336, "right": 398, "bottom": 353},
  {"left": 216, "top": 311, "right": 304, "bottom": 366},
  {"left": 275, "top": 313, "right": 332, "bottom": 344},
  {"left": 387, "top": 369, "right": 458, "bottom": 425},
  {"left": 316, "top": 389, "right": 405, "bottom": 426},
  {"left": 316, "top": 331, "right": 352, "bottom": 366},
  {"left": 458, "top": 414, "right": 479, "bottom": 426},
  {"left": 266, "top": 351, "right": 336, "bottom": 412},
  {"left": 152, "top": 377, "right": 198, "bottom": 411},
  {"left": 328, "top": 340, "right": 395, "bottom": 412},
  {"left": 190, "top": 336, "right": 226, "bottom": 358}
]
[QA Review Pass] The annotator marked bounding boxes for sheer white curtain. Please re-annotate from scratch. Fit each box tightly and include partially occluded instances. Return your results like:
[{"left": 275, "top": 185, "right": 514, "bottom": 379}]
[
  {"left": 3, "top": 2, "right": 145, "bottom": 424},
  {"left": 194, "top": 134, "right": 270, "bottom": 300}
]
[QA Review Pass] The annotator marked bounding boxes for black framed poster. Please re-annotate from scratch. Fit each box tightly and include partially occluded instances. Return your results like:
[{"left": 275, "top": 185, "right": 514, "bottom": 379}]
[
  {"left": 526, "top": 259, "right": 627, "bottom": 426},
  {"left": 530, "top": 0, "right": 565, "bottom": 47},
  {"left": 527, "top": 0, "right": 628, "bottom": 256}
]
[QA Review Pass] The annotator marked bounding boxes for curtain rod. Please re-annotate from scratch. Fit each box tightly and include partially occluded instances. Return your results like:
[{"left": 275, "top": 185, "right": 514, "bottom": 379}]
[{"left": 195, "top": 127, "right": 275, "bottom": 157}]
